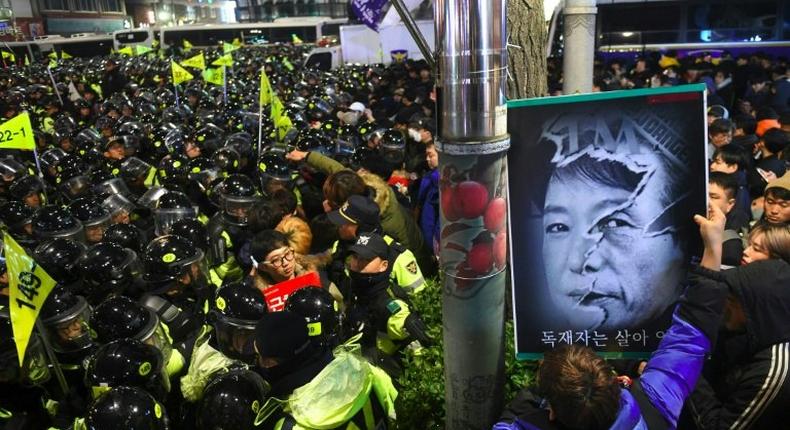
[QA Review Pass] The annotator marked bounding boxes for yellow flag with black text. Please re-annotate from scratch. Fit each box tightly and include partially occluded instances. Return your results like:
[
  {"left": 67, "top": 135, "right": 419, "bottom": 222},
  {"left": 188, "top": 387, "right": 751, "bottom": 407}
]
[
  {"left": 202, "top": 67, "right": 224, "bottom": 86},
  {"left": 171, "top": 61, "right": 194, "bottom": 85},
  {"left": 0, "top": 113, "right": 35, "bottom": 150},
  {"left": 3, "top": 232, "right": 58, "bottom": 366},
  {"left": 118, "top": 46, "right": 134, "bottom": 56},
  {"left": 212, "top": 54, "right": 233, "bottom": 67},
  {"left": 181, "top": 52, "right": 206, "bottom": 70}
]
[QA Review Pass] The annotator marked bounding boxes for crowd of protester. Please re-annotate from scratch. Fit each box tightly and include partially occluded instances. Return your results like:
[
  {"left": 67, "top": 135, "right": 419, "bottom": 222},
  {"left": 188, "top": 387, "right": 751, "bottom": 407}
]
[
  {"left": 1, "top": 40, "right": 789, "bottom": 429},
  {"left": 0, "top": 43, "right": 441, "bottom": 429},
  {"left": 497, "top": 51, "right": 790, "bottom": 429}
]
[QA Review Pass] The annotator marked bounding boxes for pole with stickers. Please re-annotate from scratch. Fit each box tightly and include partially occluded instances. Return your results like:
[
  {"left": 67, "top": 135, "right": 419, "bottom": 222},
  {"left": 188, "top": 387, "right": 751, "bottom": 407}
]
[{"left": 3, "top": 231, "right": 68, "bottom": 395}]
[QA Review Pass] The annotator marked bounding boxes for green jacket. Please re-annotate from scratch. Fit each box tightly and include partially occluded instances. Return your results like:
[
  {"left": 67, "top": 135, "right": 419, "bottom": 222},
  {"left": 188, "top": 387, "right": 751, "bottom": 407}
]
[
  {"left": 305, "top": 152, "right": 433, "bottom": 273},
  {"left": 271, "top": 350, "right": 397, "bottom": 430}
]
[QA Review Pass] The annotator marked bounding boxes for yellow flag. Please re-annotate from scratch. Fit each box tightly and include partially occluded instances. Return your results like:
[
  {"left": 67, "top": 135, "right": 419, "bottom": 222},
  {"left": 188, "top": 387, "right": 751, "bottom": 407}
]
[
  {"left": 136, "top": 45, "right": 153, "bottom": 55},
  {"left": 275, "top": 115, "right": 293, "bottom": 141},
  {"left": 47, "top": 51, "right": 58, "bottom": 60},
  {"left": 232, "top": 37, "right": 242, "bottom": 47},
  {"left": 259, "top": 68, "right": 272, "bottom": 106},
  {"left": 212, "top": 54, "right": 234, "bottom": 67},
  {"left": 24, "top": 55, "right": 29, "bottom": 66},
  {"left": 183, "top": 39, "right": 193, "bottom": 51},
  {"left": 118, "top": 46, "right": 134, "bottom": 56},
  {"left": 171, "top": 61, "right": 194, "bottom": 85},
  {"left": 282, "top": 57, "right": 294, "bottom": 71},
  {"left": 292, "top": 34, "right": 303, "bottom": 44},
  {"left": 180, "top": 52, "right": 206, "bottom": 70},
  {"left": 152, "top": 39, "right": 160, "bottom": 49},
  {"left": 60, "top": 51, "right": 72, "bottom": 59},
  {"left": 223, "top": 42, "right": 239, "bottom": 54},
  {"left": 271, "top": 95, "right": 285, "bottom": 122},
  {"left": 1, "top": 51, "right": 14, "bottom": 62},
  {"left": 202, "top": 67, "right": 225, "bottom": 86},
  {"left": 3, "top": 232, "right": 58, "bottom": 367},
  {"left": 0, "top": 113, "right": 35, "bottom": 150}
]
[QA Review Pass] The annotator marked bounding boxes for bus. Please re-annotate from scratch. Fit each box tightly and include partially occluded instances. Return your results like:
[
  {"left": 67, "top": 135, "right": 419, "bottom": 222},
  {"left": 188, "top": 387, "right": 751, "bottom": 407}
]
[
  {"left": 112, "top": 19, "right": 344, "bottom": 51},
  {"left": 1, "top": 34, "right": 115, "bottom": 62}
]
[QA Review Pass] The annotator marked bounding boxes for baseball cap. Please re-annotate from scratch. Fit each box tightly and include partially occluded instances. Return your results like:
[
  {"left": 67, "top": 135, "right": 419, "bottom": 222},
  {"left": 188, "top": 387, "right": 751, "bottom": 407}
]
[
  {"left": 409, "top": 116, "right": 436, "bottom": 135},
  {"left": 348, "top": 233, "right": 389, "bottom": 261},
  {"left": 327, "top": 195, "right": 380, "bottom": 228}
]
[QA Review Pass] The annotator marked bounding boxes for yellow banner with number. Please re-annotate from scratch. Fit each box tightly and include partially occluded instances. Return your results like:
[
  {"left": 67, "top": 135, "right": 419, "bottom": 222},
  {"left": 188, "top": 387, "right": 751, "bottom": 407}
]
[
  {"left": 3, "top": 232, "right": 58, "bottom": 367},
  {"left": 181, "top": 52, "right": 206, "bottom": 70},
  {"left": 0, "top": 113, "right": 35, "bottom": 150},
  {"left": 171, "top": 61, "right": 194, "bottom": 85},
  {"left": 118, "top": 46, "right": 134, "bottom": 56},
  {"left": 202, "top": 67, "right": 224, "bottom": 86}
]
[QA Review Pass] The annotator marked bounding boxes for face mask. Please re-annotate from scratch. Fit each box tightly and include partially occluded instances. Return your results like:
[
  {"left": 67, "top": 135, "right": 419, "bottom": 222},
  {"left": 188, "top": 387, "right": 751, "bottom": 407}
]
[
  {"left": 408, "top": 128, "right": 422, "bottom": 142},
  {"left": 751, "top": 206, "right": 764, "bottom": 221},
  {"left": 348, "top": 270, "right": 389, "bottom": 291}
]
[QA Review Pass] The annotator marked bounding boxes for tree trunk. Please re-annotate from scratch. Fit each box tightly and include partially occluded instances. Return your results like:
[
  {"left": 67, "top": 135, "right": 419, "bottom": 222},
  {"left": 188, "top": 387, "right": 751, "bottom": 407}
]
[{"left": 507, "top": 0, "right": 548, "bottom": 100}]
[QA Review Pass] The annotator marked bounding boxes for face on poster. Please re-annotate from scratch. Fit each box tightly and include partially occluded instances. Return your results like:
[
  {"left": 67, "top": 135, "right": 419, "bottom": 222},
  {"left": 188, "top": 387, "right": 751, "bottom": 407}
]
[{"left": 507, "top": 86, "right": 707, "bottom": 358}]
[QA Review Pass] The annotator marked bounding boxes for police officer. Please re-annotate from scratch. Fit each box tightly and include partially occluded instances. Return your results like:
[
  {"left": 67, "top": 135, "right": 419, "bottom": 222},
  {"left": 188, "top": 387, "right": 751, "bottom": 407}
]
[
  {"left": 31, "top": 205, "right": 86, "bottom": 244},
  {"left": 327, "top": 195, "right": 427, "bottom": 295},
  {"left": 207, "top": 174, "right": 260, "bottom": 284},
  {"left": 34, "top": 238, "right": 87, "bottom": 292},
  {"left": 284, "top": 286, "right": 342, "bottom": 350},
  {"left": 39, "top": 287, "right": 95, "bottom": 381},
  {"left": 69, "top": 197, "right": 112, "bottom": 244},
  {"left": 0, "top": 200, "right": 37, "bottom": 248},
  {"left": 251, "top": 311, "right": 397, "bottom": 429},
  {"left": 82, "top": 386, "right": 169, "bottom": 430},
  {"left": 84, "top": 338, "right": 170, "bottom": 402},
  {"left": 211, "top": 281, "right": 268, "bottom": 363},
  {"left": 77, "top": 241, "right": 142, "bottom": 305},
  {"left": 344, "top": 233, "right": 431, "bottom": 376},
  {"left": 141, "top": 235, "right": 212, "bottom": 344},
  {"left": 153, "top": 190, "right": 201, "bottom": 236}
]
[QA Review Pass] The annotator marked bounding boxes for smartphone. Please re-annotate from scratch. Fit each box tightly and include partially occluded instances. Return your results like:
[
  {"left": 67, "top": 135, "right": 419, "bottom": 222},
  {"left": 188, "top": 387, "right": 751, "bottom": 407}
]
[{"left": 757, "top": 167, "right": 771, "bottom": 182}]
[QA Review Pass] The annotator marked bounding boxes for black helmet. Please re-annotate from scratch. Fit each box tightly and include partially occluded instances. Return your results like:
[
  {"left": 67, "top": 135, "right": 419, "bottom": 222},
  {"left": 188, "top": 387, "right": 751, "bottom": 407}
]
[
  {"left": 258, "top": 151, "right": 293, "bottom": 196},
  {"left": 103, "top": 223, "right": 145, "bottom": 254},
  {"left": 142, "top": 234, "right": 205, "bottom": 284},
  {"left": 380, "top": 129, "right": 406, "bottom": 166},
  {"left": 69, "top": 198, "right": 112, "bottom": 243},
  {"left": 58, "top": 171, "right": 93, "bottom": 203},
  {"left": 219, "top": 174, "right": 260, "bottom": 227},
  {"left": 91, "top": 296, "right": 172, "bottom": 363},
  {"left": 157, "top": 156, "right": 190, "bottom": 190},
  {"left": 169, "top": 218, "right": 209, "bottom": 252},
  {"left": 40, "top": 288, "right": 93, "bottom": 354},
  {"left": 85, "top": 386, "right": 169, "bottom": 430},
  {"left": 211, "top": 146, "right": 241, "bottom": 173},
  {"left": 335, "top": 124, "right": 360, "bottom": 156},
  {"left": 0, "top": 157, "right": 28, "bottom": 183},
  {"left": 212, "top": 282, "right": 267, "bottom": 362},
  {"left": 197, "top": 369, "right": 270, "bottom": 430},
  {"left": 153, "top": 190, "right": 197, "bottom": 236},
  {"left": 9, "top": 176, "right": 46, "bottom": 207},
  {"left": 78, "top": 242, "right": 141, "bottom": 304},
  {"left": 31, "top": 205, "right": 85, "bottom": 243},
  {"left": 284, "top": 287, "right": 340, "bottom": 349},
  {"left": 305, "top": 97, "right": 333, "bottom": 122},
  {"left": 85, "top": 339, "right": 169, "bottom": 401},
  {"left": 92, "top": 177, "right": 132, "bottom": 201},
  {"left": 40, "top": 148, "right": 68, "bottom": 178},
  {"left": 34, "top": 238, "right": 87, "bottom": 284},
  {"left": 0, "top": 200, "right": 35, "bottom": 235},
  {"left": 0, "top": 308, "right": 51, "bottom": 386}
]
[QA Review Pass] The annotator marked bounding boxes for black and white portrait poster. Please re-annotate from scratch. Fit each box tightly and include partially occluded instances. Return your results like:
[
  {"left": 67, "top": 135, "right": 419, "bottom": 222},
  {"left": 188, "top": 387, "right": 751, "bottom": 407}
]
[{"left": 507, "top": 84, "right": 708, "bottom": 359}]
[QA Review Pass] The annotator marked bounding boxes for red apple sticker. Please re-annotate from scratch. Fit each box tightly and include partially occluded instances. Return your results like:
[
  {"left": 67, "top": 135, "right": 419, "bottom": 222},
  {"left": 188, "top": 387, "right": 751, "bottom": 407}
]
[
  {"left": 484, "top": 197, "right": 507, "bottom": 233},
  {"left": 493, "top": 230, "right": 507, "bottom": 269},
  {"left": 455, "top": 181, "right": 489, "bottom": 219},
  {"left": 467, "top": 242, "right": 493, "bottom": 274},
  {"left": 441, "top": 184, "right": 460, "bottom": 221}
]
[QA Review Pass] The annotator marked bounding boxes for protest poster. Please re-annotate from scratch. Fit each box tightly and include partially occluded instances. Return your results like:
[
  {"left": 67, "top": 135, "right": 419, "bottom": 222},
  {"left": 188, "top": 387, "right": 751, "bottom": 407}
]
[
  {"left": 263, "top": 272, "right": 321, "bottom": 312},
  {"left": 507, "top": 84, "right": 708, "bottom": 359}
]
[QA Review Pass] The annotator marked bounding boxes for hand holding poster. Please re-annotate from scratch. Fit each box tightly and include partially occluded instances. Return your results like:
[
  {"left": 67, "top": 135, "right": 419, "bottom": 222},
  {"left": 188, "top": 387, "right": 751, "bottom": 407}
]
[{"left": 507, "top": 85, "right": 708, "bottom": 359}]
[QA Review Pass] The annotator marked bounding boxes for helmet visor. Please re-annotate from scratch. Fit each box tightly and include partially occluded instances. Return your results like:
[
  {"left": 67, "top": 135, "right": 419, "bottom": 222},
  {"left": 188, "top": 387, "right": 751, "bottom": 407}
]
[
  {"left": 222, "top": 195, "right": 259, "bottom": 226},
  {"left": 154, "top": 207, "right": 198, "bottom": 236},
  {"left": 214, "top": 317, "right": 256, "bottom": 363},
  {"left": 43, "top": 297, "right": 93, "bottom": 353},
  {"left": 59, "top": 175, "right": 92, "bottom": 201}
]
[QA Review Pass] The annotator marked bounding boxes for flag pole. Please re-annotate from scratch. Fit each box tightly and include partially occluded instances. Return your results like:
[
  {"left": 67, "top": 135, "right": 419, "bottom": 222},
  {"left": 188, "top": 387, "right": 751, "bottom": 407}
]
[
  {"left": 257, "top": 70, "right": 264, "bottom": 159},
  {"left": 174, "top": 83, "right": 180, "bottom": 108},
  {"left": 223, "top": 66, "right": 227, "bottom": 105},
  {"left": 34, "top": 318, "right": 69, "bottom": 396},
  {"left": 46, "top": 66, "right": 64, "bottom": 107}
]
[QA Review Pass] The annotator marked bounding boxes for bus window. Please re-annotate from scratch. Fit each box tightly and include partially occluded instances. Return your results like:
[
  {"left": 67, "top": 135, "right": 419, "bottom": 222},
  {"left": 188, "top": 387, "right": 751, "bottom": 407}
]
[
  {"left": 163, "top": 30, "right": 206, "bottom": 48},
  {"left": 115, "top": 30, "right": 150, "bottom": 44},
  {"left": 57, "top": 39, "right": 114, "bottom": 57},
  {"left": 687, "top": 2, "right": 778, "bottom": 42},
  {"left": 305, "top": 52, "right": 332, "bottom": 71},
  {"left": 598, "top": 3, "right": 681, "bottom": 45},
  {"left": 321, "top": 23, "right": 343, "bottom": 38}
]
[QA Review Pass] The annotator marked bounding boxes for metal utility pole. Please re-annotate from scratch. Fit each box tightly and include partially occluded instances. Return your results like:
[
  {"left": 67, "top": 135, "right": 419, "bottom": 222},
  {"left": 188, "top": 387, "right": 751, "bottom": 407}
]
[
  {"left": 561, "top": 0, "right": 597, "bottom": 94},
  {"left": 435, "top": 0, "right": 510, "bottom": 428}
]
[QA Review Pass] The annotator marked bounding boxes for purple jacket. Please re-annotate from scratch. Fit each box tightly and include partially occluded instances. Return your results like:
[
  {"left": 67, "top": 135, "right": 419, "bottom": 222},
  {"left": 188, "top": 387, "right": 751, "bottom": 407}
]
[{"left": 493, "top": 313, "right": 711, "bottom": 430}]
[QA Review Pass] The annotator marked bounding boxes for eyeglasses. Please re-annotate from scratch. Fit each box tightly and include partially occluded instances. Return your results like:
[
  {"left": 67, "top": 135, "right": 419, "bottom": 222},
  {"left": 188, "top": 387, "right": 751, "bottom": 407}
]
[{"left": 264, "top": 248, "right": 294, "bottom": 268}]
